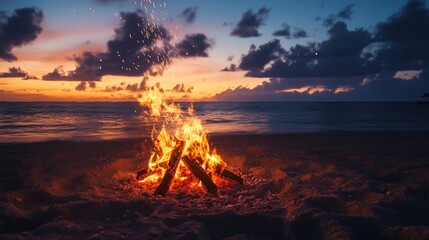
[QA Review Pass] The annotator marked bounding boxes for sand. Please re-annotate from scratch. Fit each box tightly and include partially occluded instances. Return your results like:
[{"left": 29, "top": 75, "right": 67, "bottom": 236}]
[{"left": 1, "top": 132, "right": 429, "bottom": 239}]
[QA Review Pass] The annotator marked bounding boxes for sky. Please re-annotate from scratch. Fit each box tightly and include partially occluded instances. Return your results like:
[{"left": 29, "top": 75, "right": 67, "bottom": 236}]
[{"left": 0, "top": 0, "right": 428, "bottom": 101}]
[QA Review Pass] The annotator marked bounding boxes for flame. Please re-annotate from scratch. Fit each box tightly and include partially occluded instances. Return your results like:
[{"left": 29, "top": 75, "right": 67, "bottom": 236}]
[{"left": 137, "top": 86, "right": 227, "bottom": 188}]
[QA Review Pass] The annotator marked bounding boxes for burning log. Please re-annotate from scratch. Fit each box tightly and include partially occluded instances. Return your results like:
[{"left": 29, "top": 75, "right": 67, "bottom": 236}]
[
  {"left": 136, "top": 161, "right": 168, "bottom": 181},
  {"left": 182, "top": 156, "right": 217, "bottom": 193},
  {"left": 154, "top": 140, "right": 185, "bottom": 196},
  {"left": 192, "top": 156, "right": 243, "bottom": 185}
]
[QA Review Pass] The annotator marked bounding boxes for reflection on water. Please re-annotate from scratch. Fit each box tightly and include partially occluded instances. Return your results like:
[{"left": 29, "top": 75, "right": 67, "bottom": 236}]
[{"left": 1, "top": 102, "right": 429, "bottom": 142}]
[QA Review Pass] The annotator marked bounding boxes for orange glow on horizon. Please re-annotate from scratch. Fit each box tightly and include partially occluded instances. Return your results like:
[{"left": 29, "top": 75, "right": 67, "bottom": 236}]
[{"left": 1, "top": 58, "right": 265, "bottom": 102}]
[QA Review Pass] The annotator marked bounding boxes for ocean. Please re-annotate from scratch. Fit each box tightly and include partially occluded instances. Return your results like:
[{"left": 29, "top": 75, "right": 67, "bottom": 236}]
[{"left": 0, "top": 102, "right": 428, "bottom": 142}]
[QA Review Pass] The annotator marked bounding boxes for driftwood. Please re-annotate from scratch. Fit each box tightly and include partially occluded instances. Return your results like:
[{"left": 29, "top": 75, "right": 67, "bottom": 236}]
[
  {"left": 182, "top": 155, "right": 217, "bottom": 193},
  {"left": 154, "top": 140, "right": 185, "bottom": 196}
]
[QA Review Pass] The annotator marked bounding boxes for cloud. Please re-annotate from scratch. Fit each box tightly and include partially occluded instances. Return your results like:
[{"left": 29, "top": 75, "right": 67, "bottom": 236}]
[
  {"left": 337, "top": 4, "right": 355, "bottom": 19},
  {"left": 293, "top": 28, "right": 308, "bottom": 38},
  {"left": 42, "top": 10, "right": 211, "bottom": 81},
  {"left": 273, "top": 23, "right": 308, "bottom": 39},
  {"left": 175, "top": 33, "right": 212, "bottom": 57},
  {"left": 374, "top": 0, "right": 429, "bottom": 71},
  {"left": 43, "top": 11, "right": 171, "bottom": 81},
  {"left": 221, "top": 64, "right": 237, "bottom": 72},
  {"left": 180, "top": 7, "right": 198, "bottom": 23},
  {"left": 0, "top": 67, "right": 38, "bottom": 80},
  {"left": 0, "top": 7, "right": 43, "bottom": 61},
  {"left": 42, "top": 66, "right": 72, "bottom": 81},
  {"left": 230, "top": 7, "right": 270, "bottom": 38},
  {"left": 75, "top": 81, "right": 96, "bottom": 91},
  {"left": 0, "top": 67, "right": 27, "bottom": 78},
  {"left": 240, "top": 22, "right": 376, "bottom": 78},
  {"left": 323, "top": 4, "right": 355, "bottom": 27},
  {"left": 219, "top": 0, "right": 429, "bottom": 101},
  {"left": 22, "top": 74, "right": 39, "bottom": 80},
  {"left": 171, "top": 83, "right": 193, "bottom": 93},
  {"left": 126, "top": 77, "right": 149, "bottom": 92},
  {"left": 272, "top": 23, "right": 291, "bottom": 38},
  {"left": 222, "top": 0, "right": 429, "bottom": 101},
  {"left": 238, "top": 39, "right": 285, "bottom": 71},
  {"left": 102, "top": 77, "right": 149, "bottom": 92},
  {"left": 214, "top": 71, "right": 429, "bottom": 101}
]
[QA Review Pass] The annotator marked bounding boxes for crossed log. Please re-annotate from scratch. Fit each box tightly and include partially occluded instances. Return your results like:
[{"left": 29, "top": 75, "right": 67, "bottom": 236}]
[{"left": 137, "top": 140, "right": 243, "bottom": 196}]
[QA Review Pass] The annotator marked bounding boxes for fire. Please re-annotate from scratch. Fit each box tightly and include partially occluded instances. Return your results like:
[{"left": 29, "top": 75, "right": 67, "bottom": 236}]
[{"left": 136, "top": 86, "right": 231, "bottom": 193}]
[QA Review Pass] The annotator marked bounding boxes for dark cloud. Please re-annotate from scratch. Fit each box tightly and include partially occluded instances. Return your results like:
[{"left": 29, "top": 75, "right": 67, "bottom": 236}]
[
  {"left": 272, "top": 23, "right": 291, "bottom": 38},
  {"left": 171, "top": 83, "right": 193, "bottom": 93},
  {"left": 43, "top": 11, "right": 171, "bottom": 81},
  {"left": 293, "top": 28, "right": 308, "bottom": 38},
  {"left": 238, "top": 39, "right": 285, "bottom": 71},
  {"left": 126, "top": 78, "right": 149, "bottom": 92},
  {"left": 227, "top": 55, "right": 234, "bottom": 61},
  {"left": 220, "top": 1, "right": 429, "bottom": 101},
  {"left": 0, "top": 67, "right": 27, "bottom": 78},
  {"left": 75, "top": 81, "right": 96, "bottom": 91},
  {"left": 22, "top": 74, "right": 38, "bottom": 80},
  {"left": 323, "top": 4, "right": 355, "bottom": 27},
  {"left": 102, "top": 78, "right": 149, "bottom": 92},
  {"left": 273, "top": 23, "right": 308, "bottom": 39},
  {"left": 0, "top": 7, "right": 43, "bottom": 61},
  {"left": 337, "top": 4, "right": 355, "bottom": 19},
  {"left": 43, "top": 11, "right": 211, "bottom": 81},
  {"left": 180, "top": 7, "right": 198, "bottom": 23},
  {"left": 230, "top": 7, "right": 270, "bottom": 38},
  {"left": 42, "top": 66, "right": 72, "bottom": 81},
  {"left": 240, "top": 22, "right": 377, "bottom": 78},
  {"left": 221, "top": 64, "right": 237, "bottom": 72},
  {"left": 176, "top": 33, "right": 212, "bottom": 57},
  {"left": 323, "top": 16, "right": 336, "bottom": 27},
  {"left": 374, "top": 0, "right": 429, "bottom": 71},
  {"left": 0, "top": 67, "right": 38, "bottom": 80},
  {"left": 214, "top": 71, "right": 429, "bottom": 101}
]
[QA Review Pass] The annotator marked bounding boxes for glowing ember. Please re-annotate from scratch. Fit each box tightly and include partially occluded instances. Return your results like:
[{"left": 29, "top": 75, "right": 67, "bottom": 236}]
[{"left": 136, "top": 86, "right": 242, "bottom": 195}]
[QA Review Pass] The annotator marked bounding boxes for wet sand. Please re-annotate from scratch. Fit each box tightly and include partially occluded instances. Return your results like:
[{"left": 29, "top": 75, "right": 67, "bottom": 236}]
[{"left": 1, "top": 132, "right": 429, "bottom": 239}]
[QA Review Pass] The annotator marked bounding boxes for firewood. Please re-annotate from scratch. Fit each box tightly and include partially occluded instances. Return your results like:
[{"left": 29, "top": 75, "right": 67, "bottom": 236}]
[
  {"left": 136, "top": 161, "right": 168, "bottom": 180},
  {"left": 215, "top": 166, "right": 244, "bottom": 185},
  {"left": 154, "top": 140, "right": 185, "bottom": 196},
  {"left": 191, "top": 156, "right": 243, "bottom": 185},
  {"left": 182, "top": 156, "right": 217, "bottom": 193}
]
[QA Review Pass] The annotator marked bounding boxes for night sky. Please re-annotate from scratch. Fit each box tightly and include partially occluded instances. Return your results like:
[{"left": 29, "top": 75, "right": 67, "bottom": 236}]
[{"left": 0, "top": 0, "right": 428, "bottom": 101}]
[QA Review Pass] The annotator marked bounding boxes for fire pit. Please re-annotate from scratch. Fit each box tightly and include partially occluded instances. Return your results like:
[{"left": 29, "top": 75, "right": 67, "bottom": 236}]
[{"left": 136, "top": 87, "right": 243, "bottom": 195}]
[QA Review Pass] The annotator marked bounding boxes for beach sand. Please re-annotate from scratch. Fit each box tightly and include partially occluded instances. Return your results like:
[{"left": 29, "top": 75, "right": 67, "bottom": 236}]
[{"left": 1, "top": 132, "right": 428, "bottom": 239}]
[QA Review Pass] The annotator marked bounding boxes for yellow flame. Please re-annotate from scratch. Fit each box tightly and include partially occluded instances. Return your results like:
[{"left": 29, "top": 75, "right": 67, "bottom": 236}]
[{"left": 137, "top": 86, "right": 227, "bottom": 186}]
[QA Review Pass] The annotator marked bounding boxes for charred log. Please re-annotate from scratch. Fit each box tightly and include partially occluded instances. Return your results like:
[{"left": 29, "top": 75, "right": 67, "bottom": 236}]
[
  {"left": 192, "top": 156, "right": 243, "bottom": 185},
  {"left": 154, "top": 140, "right": 185, "bottom": 196},
  {"left": 182, "top": 155, "right": 217, "bottom": 194},
  {"left": 215, "top": 166, "right": 244, "bottom": 185}
]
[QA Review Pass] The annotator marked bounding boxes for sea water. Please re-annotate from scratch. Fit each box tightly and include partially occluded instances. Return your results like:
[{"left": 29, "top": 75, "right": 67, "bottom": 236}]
[{"left": 1, "top": 102, "right": 428, "bottom": 142}]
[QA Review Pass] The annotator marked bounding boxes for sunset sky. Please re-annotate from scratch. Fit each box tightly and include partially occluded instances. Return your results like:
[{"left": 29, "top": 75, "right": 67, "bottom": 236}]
[{"left": 0, "top": 0, "right": 428, "bottom": 101}]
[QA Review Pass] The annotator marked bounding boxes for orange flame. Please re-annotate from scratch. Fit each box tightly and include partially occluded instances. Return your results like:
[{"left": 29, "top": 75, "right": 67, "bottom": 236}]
[{"left": 137, "top": 86, "right": 226, "bottom": 187}]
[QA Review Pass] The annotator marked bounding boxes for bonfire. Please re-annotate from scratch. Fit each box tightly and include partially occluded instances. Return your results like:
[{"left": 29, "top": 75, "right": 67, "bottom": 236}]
[{"left": 136, "top": 86, "right": 243, "bottom": 196}]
